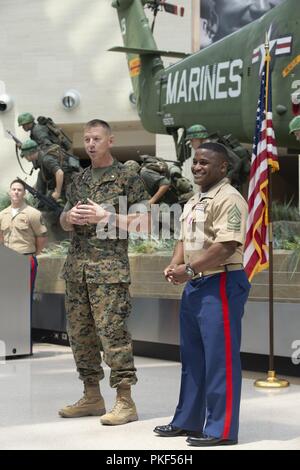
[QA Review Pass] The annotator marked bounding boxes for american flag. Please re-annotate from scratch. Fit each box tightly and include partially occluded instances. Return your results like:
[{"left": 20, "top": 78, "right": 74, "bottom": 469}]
[
  {"left": 244, "top": 48, "right": 279, "bottom": 281},
  {"left": 252, "top": 35, "right": 293, "bottom": 64}
]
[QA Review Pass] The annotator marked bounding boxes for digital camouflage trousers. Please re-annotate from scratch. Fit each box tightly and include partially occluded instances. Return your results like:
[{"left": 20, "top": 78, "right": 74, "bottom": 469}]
[{"left": 65, "top": 281, "right": 137, "bottom": 388}]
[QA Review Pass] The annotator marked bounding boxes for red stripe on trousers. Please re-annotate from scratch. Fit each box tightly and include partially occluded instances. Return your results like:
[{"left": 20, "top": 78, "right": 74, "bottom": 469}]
[
  {"left": 30, "top": 256, "right": 35, "bottom": 289},
  {"left": 220, "top": 272, "right": 233, "bottom": 439}
]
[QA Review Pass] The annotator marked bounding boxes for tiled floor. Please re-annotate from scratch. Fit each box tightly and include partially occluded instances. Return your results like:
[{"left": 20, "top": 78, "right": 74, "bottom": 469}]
[{"left": 0, "top": 344, "right": 299, "bottom": 450}]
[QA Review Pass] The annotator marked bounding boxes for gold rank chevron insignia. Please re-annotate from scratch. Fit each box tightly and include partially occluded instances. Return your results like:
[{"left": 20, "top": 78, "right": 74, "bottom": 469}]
[{"left": 227, "top": 204, "right": 241, "bottom": 232}]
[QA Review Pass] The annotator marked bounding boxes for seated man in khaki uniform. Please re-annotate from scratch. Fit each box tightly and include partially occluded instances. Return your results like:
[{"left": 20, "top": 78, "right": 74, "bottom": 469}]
[{"left": 0, "top": 179, "right": 48, "bottom": 298}]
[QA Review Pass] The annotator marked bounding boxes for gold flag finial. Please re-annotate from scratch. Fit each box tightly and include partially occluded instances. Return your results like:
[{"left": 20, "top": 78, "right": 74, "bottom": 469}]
[{"left": 265, "top": 32, "right": 270, "bottom": 51}]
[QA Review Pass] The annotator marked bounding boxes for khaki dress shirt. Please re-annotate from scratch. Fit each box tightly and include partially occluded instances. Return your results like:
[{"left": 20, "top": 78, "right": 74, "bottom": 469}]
[
  {"left": 179, "top": 178, "right": 248, "bottom": 267},
  {"left": 0, "top": 203, "right": 47, "bottom": 254}
]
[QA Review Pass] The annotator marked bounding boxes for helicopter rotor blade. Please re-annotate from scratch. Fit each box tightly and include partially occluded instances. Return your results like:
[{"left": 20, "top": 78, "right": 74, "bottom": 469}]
[
  {"left": 161, "top": 1, "right": 184, "bottom": 17},
  {"left": 145, "top": 1, "right": 184, "bottom": 33}
]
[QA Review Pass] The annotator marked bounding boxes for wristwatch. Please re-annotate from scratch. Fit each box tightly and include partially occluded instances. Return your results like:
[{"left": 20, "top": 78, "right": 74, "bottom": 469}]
[{"left": 184, "top": 263, "right": 196, "bottom": 278}]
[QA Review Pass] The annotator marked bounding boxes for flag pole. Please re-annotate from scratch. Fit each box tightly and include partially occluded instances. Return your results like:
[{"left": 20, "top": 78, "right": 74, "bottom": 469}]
[{"left": 254, "top": 35, "right": 289, "bottom": 388}]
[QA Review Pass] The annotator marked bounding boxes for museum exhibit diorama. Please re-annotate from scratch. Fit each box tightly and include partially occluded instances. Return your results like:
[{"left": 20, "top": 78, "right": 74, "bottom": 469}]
[{"left": 1, "top": 0, "right": 300, "bottom": 377}]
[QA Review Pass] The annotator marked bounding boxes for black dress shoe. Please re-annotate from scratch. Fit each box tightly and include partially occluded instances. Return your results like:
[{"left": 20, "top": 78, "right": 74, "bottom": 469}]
[
  {"left": 186, "top": 435, "right": 237, "bottom": 447},
  {"left": 154, "top": 424, "right": 202, "bottom": 438}
]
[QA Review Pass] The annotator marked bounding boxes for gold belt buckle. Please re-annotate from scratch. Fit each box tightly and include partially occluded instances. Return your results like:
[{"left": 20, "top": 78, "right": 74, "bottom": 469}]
[{"left": 193, "top": 272, "right": 203, "bottom": 279}]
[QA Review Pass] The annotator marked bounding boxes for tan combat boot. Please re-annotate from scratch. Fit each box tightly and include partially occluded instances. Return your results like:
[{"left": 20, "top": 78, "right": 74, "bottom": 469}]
[
  {"left": 100, "top": 386, "right": 138, "bottom": 425},
  {"left": 59, "top": 383, "right": 106, "bottom": 418}
]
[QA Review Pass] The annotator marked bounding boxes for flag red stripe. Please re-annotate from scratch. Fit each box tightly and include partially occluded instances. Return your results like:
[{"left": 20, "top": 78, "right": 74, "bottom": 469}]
[
  {"left": 247, "top": 168, "right": 268, "bottom": 210},
  {"left": 244, "top": 52, "right": 279, "bottom": 280},
  {"left": 276, "top": 43, "right": 291, "bottom": 50}
]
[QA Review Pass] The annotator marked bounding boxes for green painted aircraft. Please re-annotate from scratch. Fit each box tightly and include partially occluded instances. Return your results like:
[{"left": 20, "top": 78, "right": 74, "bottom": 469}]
[{"left": 111, "top": 0, "right": 300, "bottom": 155}]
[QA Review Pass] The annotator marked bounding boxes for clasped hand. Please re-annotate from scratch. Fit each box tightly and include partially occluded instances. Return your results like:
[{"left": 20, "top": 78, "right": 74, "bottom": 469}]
[
  {"left": 164, "top": 264, "right": 189, "bottom": 285},
  {"left": 67, "top": 198, "right": 110, "bottom": 225}
]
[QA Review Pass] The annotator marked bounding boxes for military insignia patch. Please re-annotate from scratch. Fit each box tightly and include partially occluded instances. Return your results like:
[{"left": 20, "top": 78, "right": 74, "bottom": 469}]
[
  {"left": 129, "top": 57, "right": 141, "bottom": 77},
  {"left": 227, "top": 204, "right": 241, "bottom": 231}
]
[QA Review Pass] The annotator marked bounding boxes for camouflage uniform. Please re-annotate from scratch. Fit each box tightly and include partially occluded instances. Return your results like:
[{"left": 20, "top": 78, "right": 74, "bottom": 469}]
[
  {"left": 140, "top": 167, "right": 178, "bottom": 204},
  {"left": 62, "top": 159, "right": 149, "bottom": 387}
]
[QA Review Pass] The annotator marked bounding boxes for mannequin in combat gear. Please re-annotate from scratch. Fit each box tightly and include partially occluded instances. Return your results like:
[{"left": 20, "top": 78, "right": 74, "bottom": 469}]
[
  {"left": 124, "top": 157, "right": 193, "bottom": 205},
  {"left": 289, "top": 115, "right": 300, "bottom": 142},
  {"left": 185, "top": 124, "right": 250, "bottom": 191},
  {"left": 20, "top": 139, "right": 80, "bottom": 204},
  {"left": 18, "top": 112, "right": 72, "bottom": 151},
  {"left": 185, "top": 124, "right": 209, "bottom": 150},
  {"left": 20, "top": 139, "right": 80, "bottom": 240},
  {"left": 207, "top": 132, "right": 251, "bottom": 190}
]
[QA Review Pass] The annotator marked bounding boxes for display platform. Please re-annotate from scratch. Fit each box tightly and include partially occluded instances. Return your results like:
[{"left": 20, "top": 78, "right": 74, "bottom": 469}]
[{"left": 32, "top": 252, "right": 300, "bottom": 376}]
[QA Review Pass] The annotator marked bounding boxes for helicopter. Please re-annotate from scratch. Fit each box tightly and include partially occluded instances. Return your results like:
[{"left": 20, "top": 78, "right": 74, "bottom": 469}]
[{"left": 110, "top": 0, "right": 300, "bottom": 160}]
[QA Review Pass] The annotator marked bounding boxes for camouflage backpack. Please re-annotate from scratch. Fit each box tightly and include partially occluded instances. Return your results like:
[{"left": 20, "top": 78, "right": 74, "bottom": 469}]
[
  {"left": 140, "top": 156, "right": 194, "bottom": 204},
  {"left": 37, "top": 116, "right": 73, "bottom": 151},
  {"left": 140, "top": 155, "right": 169, "bottom": 176}
]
